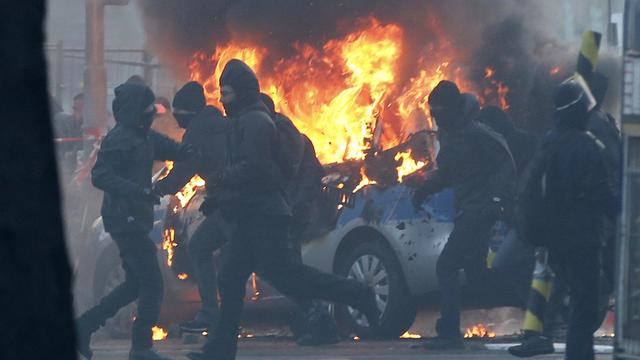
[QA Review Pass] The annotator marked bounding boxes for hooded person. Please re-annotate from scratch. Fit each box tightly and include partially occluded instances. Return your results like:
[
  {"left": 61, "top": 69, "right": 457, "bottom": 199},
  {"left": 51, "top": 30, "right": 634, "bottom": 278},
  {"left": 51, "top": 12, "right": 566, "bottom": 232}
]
[
  {"left": 258, "top": 92, "right": 338, "bottom": 346},
  {"left": 189, "top": 60, "right": 380, "bottom": 360},
  {"left": 154, "top": 82, "right": 230, "bottom": 334},
  {"left": 75, "top": 83, "right": 191, "bottom": 360},
  {"left": 518, "top": 81, "right": 615, "bottom": 360},
  {"left": 412, "top": 80, "right": 516, "bottom": 349}
]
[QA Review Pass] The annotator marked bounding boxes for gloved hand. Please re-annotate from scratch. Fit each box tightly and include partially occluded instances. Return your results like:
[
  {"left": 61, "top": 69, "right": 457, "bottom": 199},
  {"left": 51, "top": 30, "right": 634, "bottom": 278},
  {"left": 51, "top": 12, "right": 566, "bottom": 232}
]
[
  {"left": 412, "top": 187, "right": 429, "bottom": 212},
  {"left": 178, "top": 143, "right": 200, "bottom": 161},
  {"left": 199, "top": 196, "right": 217, "bottom": 215},
  {"left": 140, "top": 187, "right": 162, "bottom": 205}
]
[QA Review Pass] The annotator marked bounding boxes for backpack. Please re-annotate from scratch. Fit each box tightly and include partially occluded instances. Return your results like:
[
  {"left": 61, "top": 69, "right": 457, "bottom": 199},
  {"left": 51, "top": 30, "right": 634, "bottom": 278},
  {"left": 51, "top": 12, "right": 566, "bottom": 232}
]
[
  {"left": 516, "top": 134, "right": 570, "bottom": 247},
  {"left": 272, "top": 113, "right": 304, "bottom": 182}
]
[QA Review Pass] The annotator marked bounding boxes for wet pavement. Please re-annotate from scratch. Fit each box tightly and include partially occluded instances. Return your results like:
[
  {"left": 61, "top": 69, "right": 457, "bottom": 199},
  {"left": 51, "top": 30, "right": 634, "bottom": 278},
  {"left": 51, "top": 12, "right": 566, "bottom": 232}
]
[{"left": 91, "top": 338, "right": 613, "bottom": 359}]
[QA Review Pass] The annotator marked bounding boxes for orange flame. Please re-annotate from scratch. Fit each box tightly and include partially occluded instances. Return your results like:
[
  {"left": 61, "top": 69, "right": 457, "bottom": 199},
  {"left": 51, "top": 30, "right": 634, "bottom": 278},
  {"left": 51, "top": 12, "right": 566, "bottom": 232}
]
[
  {"left": 176, "top": 175, "right": 206, "bottom": 208},
  {"left": 400, "top": 331, "right": 422, "bottom": 339},
  {"left": 162, "top": 228, "right": 176, "bottom": 267},
  {"left": 177, "top": 273, "right": 189, "bottom": 280},
  {"left": 463, "top": 324, "right": 497, "bottom": 339},
  {"left": 190, "top": 17, "right": 479, "bottom": 166},
  {"left": 395, "top": 150, "right": 427, "bottom": 183},
  {"left": 152, "top": 326, "right": 168, "bottom": 341}
]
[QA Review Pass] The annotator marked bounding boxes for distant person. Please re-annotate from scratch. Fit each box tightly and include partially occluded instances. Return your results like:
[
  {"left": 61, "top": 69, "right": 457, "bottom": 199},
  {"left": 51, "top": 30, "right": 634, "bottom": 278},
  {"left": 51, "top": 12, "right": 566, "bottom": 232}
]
[{"left": 53, "top": 93, "right": 84, "bottom": 179}]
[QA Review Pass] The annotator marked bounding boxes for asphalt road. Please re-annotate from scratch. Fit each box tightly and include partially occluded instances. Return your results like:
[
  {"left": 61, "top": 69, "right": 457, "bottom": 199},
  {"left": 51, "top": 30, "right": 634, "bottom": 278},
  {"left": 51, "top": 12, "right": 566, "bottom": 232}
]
[{"left": 91, "top": 338, "right": 613, "bottom": 360}]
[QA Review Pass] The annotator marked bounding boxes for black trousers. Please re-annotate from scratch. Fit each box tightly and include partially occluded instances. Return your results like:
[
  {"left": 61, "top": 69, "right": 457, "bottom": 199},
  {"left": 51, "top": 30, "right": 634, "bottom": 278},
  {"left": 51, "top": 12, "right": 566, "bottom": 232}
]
[
  {"left": 78, "top": 232, "right": 163, "bottom": 350},
  {"left": 552, "top": 246, "right": 600, "bottom": 360},
  {"left": 202, "top": 214, "right": 370, "bottom": 359},
  {"left": 188, "top": 211, "right": 230, "bottom": 322},
  {"left": 435, "top": 209, "right": 497, "bottom": 338},
  {"left": 287, "top": 219, "right": 334, "bottom": 335}
]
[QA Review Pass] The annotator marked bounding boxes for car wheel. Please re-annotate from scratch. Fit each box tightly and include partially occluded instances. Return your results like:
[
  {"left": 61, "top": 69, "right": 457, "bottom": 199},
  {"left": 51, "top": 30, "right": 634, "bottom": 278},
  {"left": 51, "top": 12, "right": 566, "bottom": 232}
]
[
  {"left": 335, "top": 241, "right": 417, "bottom": 339},
  {"left": 93, "top": 253, "right": 136, "bottom": 339}
]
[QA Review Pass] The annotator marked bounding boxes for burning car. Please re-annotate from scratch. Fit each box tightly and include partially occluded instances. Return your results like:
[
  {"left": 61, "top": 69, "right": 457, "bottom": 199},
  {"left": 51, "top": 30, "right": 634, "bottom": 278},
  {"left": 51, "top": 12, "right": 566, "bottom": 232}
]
[{"left": 75, "top": 15, "right": 524, "bottom": 339}]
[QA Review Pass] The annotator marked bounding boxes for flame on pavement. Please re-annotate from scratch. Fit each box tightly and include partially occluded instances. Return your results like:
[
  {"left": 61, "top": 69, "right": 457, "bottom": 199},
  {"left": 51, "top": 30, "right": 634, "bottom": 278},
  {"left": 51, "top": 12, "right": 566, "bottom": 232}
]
[
  {"left": 463, "top": 324, "right": 497, "bottom": 339},
  {"left": 152, "top": 326, "right": 168, "bottom": 341}
]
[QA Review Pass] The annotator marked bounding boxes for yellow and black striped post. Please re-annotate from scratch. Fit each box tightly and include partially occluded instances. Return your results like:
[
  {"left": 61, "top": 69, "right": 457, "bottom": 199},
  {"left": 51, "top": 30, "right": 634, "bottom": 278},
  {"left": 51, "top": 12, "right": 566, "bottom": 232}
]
[
  {"left": 576, "top": 31, "right": 602, "bottom": 83},
  {"left": 521, "top": 248, "right": 555, "bottom": 334}
]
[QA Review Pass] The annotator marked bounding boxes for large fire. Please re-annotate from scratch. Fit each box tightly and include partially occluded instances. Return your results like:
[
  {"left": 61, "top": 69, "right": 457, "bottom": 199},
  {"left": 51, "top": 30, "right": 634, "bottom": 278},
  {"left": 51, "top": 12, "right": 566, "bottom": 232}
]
[{"left": 189, "top": 17, "right": 490, "bottom": 176}]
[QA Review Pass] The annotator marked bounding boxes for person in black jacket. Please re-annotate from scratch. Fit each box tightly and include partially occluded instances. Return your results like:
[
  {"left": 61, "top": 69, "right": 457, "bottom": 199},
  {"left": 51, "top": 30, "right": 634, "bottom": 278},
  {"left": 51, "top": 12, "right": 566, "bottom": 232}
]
[
  {"left": 510, "top": 81, "right": 622, "bottom": 358},
  {"left": 188, "top": 59, "right": 379, "bottom": 360},
  {"left": 477, "top": 106, "right": 538, "bottom": 303},
  {"left": 412, "top": 80, "right": 516, "bottom": 349},
  {"left": 154, "top": 82, "right": 230, "bottom": 334},
  {"left": 259, "top": 93, "right": 339, "bottom": 346},
  {"left": 75, "top": 83, "right": 191, "bottom": 360}
]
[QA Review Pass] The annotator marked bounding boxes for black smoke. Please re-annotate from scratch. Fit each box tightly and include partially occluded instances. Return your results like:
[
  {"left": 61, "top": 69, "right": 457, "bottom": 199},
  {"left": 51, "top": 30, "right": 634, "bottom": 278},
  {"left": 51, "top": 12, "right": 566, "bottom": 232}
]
[{"left": 138, "top": 0, "right": 592, "bottom": 133}]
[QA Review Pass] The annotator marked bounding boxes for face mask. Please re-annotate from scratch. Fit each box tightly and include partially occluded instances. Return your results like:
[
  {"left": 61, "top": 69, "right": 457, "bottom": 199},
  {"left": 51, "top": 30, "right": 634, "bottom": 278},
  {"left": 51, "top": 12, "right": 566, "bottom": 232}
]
[
  {"left": 174, "top": 113, "right": 195, "bottom": 129},
  {"left": 140, "top": 110, "right": 155, "bottom": 131},
  {"left": 222, "top": 100, "right": 240, "bottom": 117}
]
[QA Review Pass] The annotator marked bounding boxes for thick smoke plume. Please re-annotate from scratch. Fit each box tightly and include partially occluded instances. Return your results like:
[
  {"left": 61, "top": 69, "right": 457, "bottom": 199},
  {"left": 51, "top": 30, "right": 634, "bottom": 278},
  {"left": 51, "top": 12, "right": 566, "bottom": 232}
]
[{"left": 138, "top": 0, "right": 597, "bottom": 132}]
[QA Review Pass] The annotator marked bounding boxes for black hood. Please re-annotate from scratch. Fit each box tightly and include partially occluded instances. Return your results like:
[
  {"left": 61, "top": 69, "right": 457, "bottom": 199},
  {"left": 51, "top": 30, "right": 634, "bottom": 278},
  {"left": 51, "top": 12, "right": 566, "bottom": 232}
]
[
  {"left": 553, "top": 81, "right": 589, "bottom": 131},
  {"left": 462, "top": 93, "right": 480, "bottom": 121},
  {"left": 478, "top": 106, "right": 514, "bottom": 137},
  {"left": 219, "top": 59, "right": 260, "bottom": 116},
  {"left": 112, "top": 83, "right": 156, "bottom": 130}
]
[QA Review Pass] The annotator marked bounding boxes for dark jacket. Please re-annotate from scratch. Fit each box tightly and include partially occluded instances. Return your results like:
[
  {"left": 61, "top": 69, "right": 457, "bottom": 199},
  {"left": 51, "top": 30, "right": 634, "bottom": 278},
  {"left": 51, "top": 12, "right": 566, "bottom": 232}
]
[
  {"left": 289, "top": 134, "right": 325, "bottom": 223},
  {"left": 155, "top": 106, "right": 229, "bottom": 196},
  {"left": 477, "top": 106, "right": 538, "bottom": 180},
  {"left": 539, "top": 128, "right": 616, "bottom": 249},
  {"left": 587, "top": 109, "right": 622, "bottom": 208},
  {"left": 218, "top": 101, "right": 291, "bottom": 217},
  {"left": 92, "top": 84, "right": 183, "bottom": 234},
  {"left": 418, "top": 119, "right": 516, "bottom": 212}
]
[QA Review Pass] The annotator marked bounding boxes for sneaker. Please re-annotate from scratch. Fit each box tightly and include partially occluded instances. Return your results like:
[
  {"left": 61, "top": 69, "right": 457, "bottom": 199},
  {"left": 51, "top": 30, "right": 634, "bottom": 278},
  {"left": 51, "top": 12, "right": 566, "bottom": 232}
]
[
  {"left": 508, "top": 334, "right": 554, "bottom": 358},
  {"left": 417, "top": 337, "right": 464, "bottom": 350},
  {"left": 180, "top": 319, "right": 212, "bottom": 333},
  {"left": 128, "top": 348, "right": 172, "bottom": 360}
]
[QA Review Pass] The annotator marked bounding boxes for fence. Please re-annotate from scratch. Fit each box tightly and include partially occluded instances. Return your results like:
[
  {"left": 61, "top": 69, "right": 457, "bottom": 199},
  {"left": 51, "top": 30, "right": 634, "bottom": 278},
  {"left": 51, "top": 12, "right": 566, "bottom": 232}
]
[{"left": 44, "top": 42, "right": 178, "bottom": 113}]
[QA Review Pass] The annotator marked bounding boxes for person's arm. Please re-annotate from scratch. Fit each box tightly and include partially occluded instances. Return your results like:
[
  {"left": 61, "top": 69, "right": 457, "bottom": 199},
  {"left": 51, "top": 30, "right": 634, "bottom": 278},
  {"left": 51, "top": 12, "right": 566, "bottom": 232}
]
[
  {"left": 218, "top": 114, "right": 278, "bottom": 188},
  {"left": 91, "top": 139, "right": 143, "bottom": 196},
  {"left": 486, "top": 139, "right": 517, "bottom": 204},
  {"left": 413, "top": 149, "right": 451, "bottom": 206},
  {"left": 154, "top": 130, "right": 198, "bottom": 195},
  {"left": 150, "top": 130, "right": 183, "bottom": 161}
]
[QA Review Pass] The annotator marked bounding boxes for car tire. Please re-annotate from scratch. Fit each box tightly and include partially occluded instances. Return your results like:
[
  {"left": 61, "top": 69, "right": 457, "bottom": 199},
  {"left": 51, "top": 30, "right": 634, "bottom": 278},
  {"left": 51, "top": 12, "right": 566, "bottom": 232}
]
[
  {"left": 93, "top": 248, "right": 136, "bottom": 339},
  {"left": 335, "top": 240, "right": 417, "bottom": 339}
]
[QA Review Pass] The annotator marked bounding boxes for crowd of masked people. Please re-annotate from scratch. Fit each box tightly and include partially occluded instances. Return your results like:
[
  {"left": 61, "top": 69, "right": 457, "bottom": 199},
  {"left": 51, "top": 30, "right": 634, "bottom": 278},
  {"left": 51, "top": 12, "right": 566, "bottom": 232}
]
[{"left": 71, "top": 57, "right": 620, "bottom": 360}]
